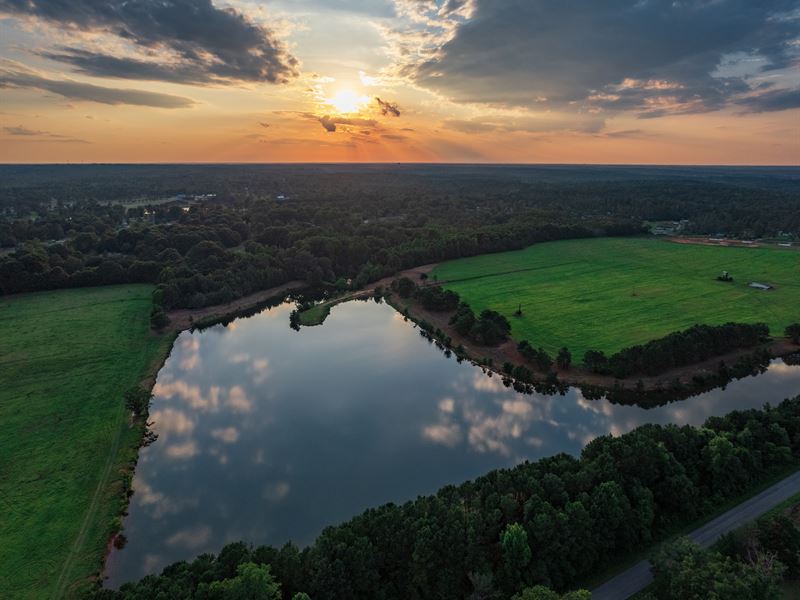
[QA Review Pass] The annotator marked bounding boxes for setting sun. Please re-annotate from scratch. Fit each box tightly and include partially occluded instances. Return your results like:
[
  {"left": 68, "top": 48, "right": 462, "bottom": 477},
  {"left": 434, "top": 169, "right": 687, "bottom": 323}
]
[{"left": 325, "top": 89, "right": 371, "bottom": 114}]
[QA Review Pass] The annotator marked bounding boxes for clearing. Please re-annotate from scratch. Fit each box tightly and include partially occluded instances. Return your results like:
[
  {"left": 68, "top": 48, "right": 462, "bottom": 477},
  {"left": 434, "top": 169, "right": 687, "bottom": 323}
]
[
  {"left": 431, "top": 237, "right": 799, "bottom": 358},
  {"left": 0, "top": 285, "right": 172, "bottom": 599}
]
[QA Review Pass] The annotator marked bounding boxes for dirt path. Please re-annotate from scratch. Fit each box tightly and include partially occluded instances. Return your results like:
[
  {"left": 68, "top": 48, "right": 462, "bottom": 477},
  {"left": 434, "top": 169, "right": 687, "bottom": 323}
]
[
  {"left": 166, "top": 281, "right": 305, "bottom": 332},
  {"left": 667, "top": 236, "right": 798, "bottom": 251}
]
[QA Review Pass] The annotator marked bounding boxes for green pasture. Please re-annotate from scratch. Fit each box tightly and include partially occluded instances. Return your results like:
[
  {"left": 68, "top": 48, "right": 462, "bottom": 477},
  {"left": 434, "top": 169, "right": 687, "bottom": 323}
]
[
  {"left": 431, "top": 237, "right": 799, "bottom": 358},
  {"left": 0, "top": 285, "right": 172, "bottom": 598}
]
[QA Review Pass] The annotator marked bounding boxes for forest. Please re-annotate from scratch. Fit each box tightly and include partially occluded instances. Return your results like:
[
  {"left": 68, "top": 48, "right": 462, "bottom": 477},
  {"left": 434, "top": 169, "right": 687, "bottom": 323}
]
[
  {"left": 2, "top": 165, "right": 798, "bottom": 317},
  {"left": 90, "top": 396, "right": 800, "bottom": 600}
]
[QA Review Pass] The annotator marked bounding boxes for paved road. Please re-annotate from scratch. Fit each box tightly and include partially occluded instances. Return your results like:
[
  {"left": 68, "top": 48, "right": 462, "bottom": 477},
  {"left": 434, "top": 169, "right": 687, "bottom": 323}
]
[{"left": 591, "top": 469, "right": 800, "bottom": 600}]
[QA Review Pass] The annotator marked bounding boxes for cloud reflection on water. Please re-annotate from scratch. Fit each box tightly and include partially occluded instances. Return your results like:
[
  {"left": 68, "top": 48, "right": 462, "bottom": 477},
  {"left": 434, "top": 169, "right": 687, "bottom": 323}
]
[{"left": 105, "top": 300, "right": 800, "bottom": 588}]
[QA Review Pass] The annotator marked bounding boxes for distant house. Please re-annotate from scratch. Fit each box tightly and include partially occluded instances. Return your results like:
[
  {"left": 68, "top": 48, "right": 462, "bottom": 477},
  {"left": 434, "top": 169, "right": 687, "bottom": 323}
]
[{"left": 749, "top": 282, "right": 773, "bottom": 291}]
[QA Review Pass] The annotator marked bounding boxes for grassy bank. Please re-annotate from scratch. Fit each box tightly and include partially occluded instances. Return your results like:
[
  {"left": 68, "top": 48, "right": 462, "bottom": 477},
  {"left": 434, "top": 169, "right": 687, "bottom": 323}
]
[
  {"left": 297, "top": 302, "right": 332, "bottom": 326},
  {"left": 0, "top": 285, "right": 173, "bottom": 599},
  {"left": 431, "top": 237, "right": 799, "bottom": 358}
]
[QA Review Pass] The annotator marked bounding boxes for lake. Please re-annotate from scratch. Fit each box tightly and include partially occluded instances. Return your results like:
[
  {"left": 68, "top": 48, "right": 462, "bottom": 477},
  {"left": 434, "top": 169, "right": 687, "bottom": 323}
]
[{"left": 105, "top": 299, "right": 800, "bottom": 587}]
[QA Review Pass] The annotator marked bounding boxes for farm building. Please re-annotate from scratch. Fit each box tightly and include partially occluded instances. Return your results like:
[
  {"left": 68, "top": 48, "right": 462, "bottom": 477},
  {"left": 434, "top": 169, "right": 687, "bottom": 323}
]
[{"left": 749, "top": 282, "right": 773, "bottom": 291}]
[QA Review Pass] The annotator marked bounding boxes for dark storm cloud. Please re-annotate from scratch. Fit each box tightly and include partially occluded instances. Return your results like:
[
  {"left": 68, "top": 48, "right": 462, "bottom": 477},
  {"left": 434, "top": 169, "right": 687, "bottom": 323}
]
[
  {"left": 411, "top": 0, "right": 800, "bottom": 114},
  {"left": 0, "top": 0, "right": 298, "bottom": 85},
  {"left": 376, "top": 97, "right": 401, "bottom": 116},
  {"left": 0, "top": 63, "right": 195, "bottom": 107}
]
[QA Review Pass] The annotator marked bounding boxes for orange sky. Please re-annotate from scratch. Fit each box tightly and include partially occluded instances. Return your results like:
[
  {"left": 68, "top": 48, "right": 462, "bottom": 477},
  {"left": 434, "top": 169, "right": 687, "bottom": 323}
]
[{"left": 1, "top": 1, "right": 798, "bottom": 164}]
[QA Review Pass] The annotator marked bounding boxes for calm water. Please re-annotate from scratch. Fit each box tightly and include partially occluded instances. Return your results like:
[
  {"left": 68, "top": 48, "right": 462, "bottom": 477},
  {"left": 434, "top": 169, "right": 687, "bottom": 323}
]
[{"left": 105, "top": 299, "right": 800, "bottom": 587}]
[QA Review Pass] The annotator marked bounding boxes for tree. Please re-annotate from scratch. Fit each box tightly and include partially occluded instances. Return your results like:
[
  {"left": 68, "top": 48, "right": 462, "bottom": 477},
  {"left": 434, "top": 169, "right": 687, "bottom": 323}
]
[
  {"left": 392, "top": 276, "right": 416, "bottom": 298},
  {"left": 651, "top": 538, "right": 783, "bottom": 600},
  {"left": 124, "top": 387, "right": 152, "bottom": 418},
  {"left": 786, "top": 323, "right": 800, "bottom": 344},
  {"left": 556, "top": 347, "right": 571, "bottom": 370},
  {"left": 512, "top": 586, "right": 590, "bottom": 600},
  {"left": 450, "top": 302, "right": 476, "bottom": 336},
  {"left": 292, "top": 594, "right": 312, "bottom": 600},
  {"left": 471, "top": 310, "right": 511, "bottom": 345},
  {"left": 583, "top": 349, "right": 608, "bottom": 373},
  {"left": 500, "top": 523, "right": 532, "bottom": 595},
  {"left": 209, "top": 562, "right": 282, "bottom": 600}
]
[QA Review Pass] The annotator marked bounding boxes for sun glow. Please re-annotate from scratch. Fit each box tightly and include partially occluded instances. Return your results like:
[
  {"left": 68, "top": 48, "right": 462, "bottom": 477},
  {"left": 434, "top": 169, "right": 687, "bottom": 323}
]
[{"left": 325, "top": 89, "right": 370, "bottom": 114}]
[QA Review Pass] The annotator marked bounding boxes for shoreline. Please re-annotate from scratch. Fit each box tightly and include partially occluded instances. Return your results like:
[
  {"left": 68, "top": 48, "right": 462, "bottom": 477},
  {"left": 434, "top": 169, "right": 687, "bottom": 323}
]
[
  {"left": 286, "top": 263, "right": 798, "bottom": 393},
  {"left": 162, "top": 266, "right": 796, "bottom": 394},
  {"left": 94, "top": 270, "right": 795, "bottom": 588},
  {"left": 387, "top": 290, "right": 797, "bottom": 393},
  {"left": 165, "top": 280, "right": 306, "bottom": 332},
  {"left": 96, "top": 328, "right": 177, "bottom": 590}
]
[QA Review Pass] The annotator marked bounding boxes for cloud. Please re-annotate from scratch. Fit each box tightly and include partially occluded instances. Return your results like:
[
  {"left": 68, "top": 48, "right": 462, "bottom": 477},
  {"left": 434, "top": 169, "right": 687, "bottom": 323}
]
[
  {"left": 262, "top": 481, "right": 290, "bottom": 502},
  {"left": 735, "top": 87, "right": 800, "bottom": 113},
  {"left": 149, "top": 408, "right": 194, "bottom": 439},
  {"left": 376, "top": 97, "right": 401, "bottom": 117},
  {"left": 319, "top": 115, "right": 337, "bottom": 132},
  {"left": 165, "top": 440, "right": 198, "bottom": 459},
  {"left": 3, "top": 124, "right": 89, "bottom": 142},
  {"left": 210, "top": 426, "right": 240, "bottom": 444},
  {"left": 226, "top": 385, "right": 252, "bottom": 413},
  {"left": 0, "top": 61, "right": 195, "bottom": 108},
  {"left": 166, "top": 526, "right": 211, "bottom": 549},
  {"left": 442, "top": 113, "right": 605, "bottom": 135},
  {"left": 422, "top": 423, "right": 462, "bottom": 447},
  {"left": 4, "top": 125, "right": 45, "bottom": 136},
  {"left": 409, "top": 0, "right": 800, "bottom": 116},
  {"left": 318, "top": 114, "right": 378, "bottom": 132},
  {"left": 0, "top": 0, "right": 298, "bottom": 85}
]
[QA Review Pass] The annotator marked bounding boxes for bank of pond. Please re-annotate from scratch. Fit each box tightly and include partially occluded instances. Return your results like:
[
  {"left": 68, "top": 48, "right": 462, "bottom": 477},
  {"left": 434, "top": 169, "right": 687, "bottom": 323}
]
[{"left": 101, "top": 298, "right": 800, "bottom": 595}]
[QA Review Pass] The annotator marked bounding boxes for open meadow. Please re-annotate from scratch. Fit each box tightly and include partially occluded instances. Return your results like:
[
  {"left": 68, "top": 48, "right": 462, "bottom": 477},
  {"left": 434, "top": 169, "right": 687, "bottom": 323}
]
[
  {"left": 431, "top": 237, "right": 799, "bottom": 358},
  {"left": 0, "top": 285, "right": 171, "bottom": 599}
]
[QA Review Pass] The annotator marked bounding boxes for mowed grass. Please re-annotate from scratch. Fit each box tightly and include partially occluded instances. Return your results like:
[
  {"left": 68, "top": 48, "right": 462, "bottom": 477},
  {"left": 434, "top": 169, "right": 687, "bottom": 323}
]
[
  {"left": 431, "top": 237, "right": 799, "bottom": 358},
  {"left": 0, "top": 285, "right": 172, "bottom": 599}
]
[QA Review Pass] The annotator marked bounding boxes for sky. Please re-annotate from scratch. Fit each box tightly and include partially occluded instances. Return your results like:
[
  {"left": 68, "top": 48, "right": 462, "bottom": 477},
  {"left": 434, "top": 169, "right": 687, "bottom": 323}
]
[{"left": 0, "top": 0, "right": 799, "bottom": 164}]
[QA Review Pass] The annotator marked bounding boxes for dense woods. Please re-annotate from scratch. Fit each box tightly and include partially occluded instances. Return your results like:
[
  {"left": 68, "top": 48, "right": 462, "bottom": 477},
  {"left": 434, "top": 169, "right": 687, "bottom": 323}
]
[
  {"left": 2, "top": 165, "right": 797, "bottom": 315},
  {"left": 92, "top": 397, "right": 800, "bottom": 600}
]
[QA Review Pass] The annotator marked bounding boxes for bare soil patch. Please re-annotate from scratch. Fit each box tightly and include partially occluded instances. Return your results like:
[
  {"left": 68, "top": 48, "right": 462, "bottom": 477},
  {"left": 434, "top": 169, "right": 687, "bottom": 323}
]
[{"left": 166, "top": 281, "right": 305, "bottom": 332}]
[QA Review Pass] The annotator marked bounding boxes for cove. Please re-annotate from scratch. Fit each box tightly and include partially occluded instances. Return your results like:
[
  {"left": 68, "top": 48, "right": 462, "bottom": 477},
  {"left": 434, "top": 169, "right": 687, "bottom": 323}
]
[{"left": 104, "top": 299, "right": 800, "bottom": 587}]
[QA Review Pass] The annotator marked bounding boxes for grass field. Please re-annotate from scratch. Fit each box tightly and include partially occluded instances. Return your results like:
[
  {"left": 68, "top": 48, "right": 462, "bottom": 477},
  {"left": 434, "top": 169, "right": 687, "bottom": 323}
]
[
  {"left": 431, "top": 237, "right": 799, "bottom": 358},
  {"left": 0, "top": 285, "right": 172, "bottom": 599}
]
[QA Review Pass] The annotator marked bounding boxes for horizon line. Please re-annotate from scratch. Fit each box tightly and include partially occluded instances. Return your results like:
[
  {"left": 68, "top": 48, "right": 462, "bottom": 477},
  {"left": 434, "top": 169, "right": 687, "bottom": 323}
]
[{"left": 1, "top": 161, "right": 799, "bottom": 168}]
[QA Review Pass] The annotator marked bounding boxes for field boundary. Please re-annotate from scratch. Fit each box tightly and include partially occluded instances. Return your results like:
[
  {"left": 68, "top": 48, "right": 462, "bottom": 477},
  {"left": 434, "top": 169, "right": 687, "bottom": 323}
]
[{"left": 50, "top": 403, "right": 126, "bottom": 599}]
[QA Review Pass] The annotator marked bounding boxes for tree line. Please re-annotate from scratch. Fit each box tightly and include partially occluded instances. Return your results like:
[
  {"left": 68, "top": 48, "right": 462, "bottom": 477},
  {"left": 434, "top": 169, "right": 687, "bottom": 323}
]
[
  {"left": 4, "top": 164, "right": 798, "bottom": 317},
  {"left": 92, "top": 397, "right": 800, "bottom": 600},
  {"left": 0, "top": 193, "right": 629, "bottom": 316},
  {"left": 392, "top": 277, "right": 513, "bottom": 347},
  {"left": 582, "top": 322, "right": 770, "bottom": 378}
]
